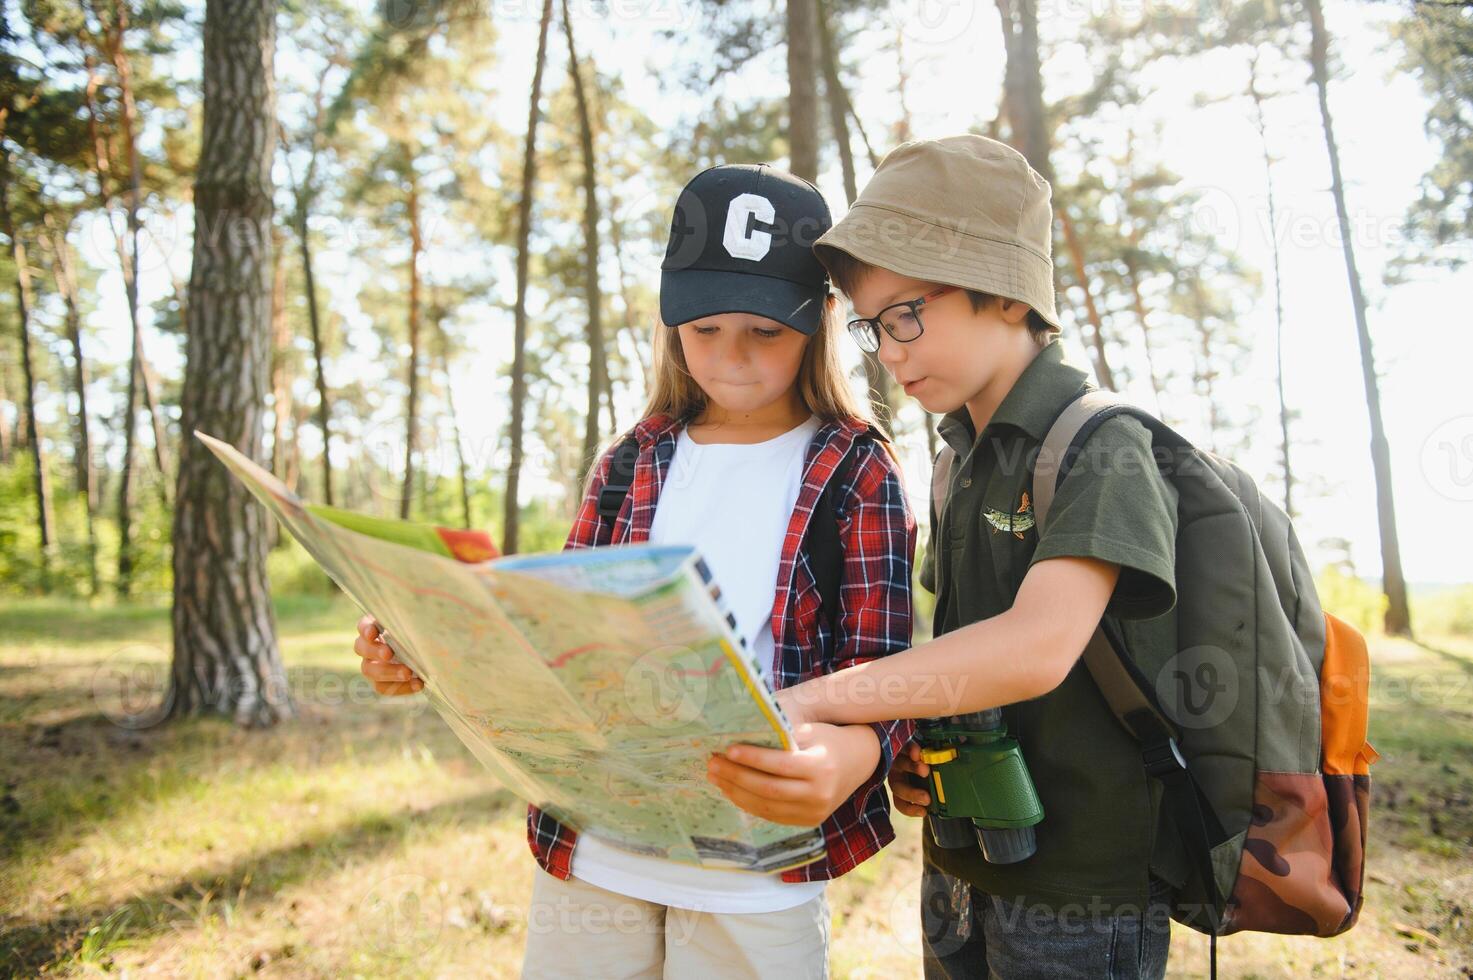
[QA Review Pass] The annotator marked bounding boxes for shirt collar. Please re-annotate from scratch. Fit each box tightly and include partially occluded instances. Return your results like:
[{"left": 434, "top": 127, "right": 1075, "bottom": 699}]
[
  {"left": 935, "top": 341, "right": 1090, "bottom": 453},
  {"left": 632, "top": 409, "right": 872, "bottom": 451}
]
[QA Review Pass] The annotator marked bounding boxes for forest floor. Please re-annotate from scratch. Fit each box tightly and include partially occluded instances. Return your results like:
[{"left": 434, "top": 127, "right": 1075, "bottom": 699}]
[{"left": 1, "top": 595, "right": 1468, "bottom": 977}]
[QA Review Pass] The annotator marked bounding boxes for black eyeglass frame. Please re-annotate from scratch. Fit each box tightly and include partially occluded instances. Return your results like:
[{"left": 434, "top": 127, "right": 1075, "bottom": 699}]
[{"left": 845, "top": 285, "right": 958, "bottom": 352}]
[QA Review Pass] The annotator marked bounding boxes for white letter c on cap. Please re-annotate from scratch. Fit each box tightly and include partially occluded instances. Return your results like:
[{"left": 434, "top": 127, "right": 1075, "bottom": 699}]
[{"left": 723, "top": 193, "right": 775, "bottom": 261}]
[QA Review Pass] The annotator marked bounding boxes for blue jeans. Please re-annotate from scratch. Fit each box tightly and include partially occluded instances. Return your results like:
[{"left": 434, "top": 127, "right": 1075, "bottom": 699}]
[{"left": 919, "top": 864, "right": 1172, "bottom": 979}]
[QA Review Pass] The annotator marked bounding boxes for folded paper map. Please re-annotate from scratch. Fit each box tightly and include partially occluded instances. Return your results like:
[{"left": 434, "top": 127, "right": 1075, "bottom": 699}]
[{"left": 195, "top": 430, "right": 824, "bottom": 873}]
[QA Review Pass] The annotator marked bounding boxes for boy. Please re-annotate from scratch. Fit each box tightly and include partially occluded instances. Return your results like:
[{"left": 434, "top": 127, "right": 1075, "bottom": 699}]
[{"left": 705, "top": 135, "right": 1184, "bottom": 978}]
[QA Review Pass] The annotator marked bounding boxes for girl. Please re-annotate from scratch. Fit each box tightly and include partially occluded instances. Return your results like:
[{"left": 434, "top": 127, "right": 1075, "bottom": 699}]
[{"left": 354, "top": 163, "right": 915, "bottom": 978}]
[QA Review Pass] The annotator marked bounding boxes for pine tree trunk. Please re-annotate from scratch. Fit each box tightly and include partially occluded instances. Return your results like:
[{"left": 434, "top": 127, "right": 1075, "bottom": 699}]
[
  {"left": 270, "top": 227, "right": 291, "bottom": 481},
  {"left": 1304, "top": 0, "right": 1411, "bottom": 635},
  {"left": 435, "top": 316, "right": 473, "bottom": 531},
  {"left": 0, "top": 151, "right": 56, "bottom": 589},
  {"left": 294, "top": 196, "right": 334, "bottom": 506},
  {"left": 817, "top": 0, "right": 894, "bottom": 434},
  {"left": 168, "top": 0, "right": 290, "bottom": 727},
  {"left": 786, "top": 0, "right": 820, "bottom": 182},
  {"left": 563, "top": 0, "right": 607, "bottom": 491},
  {"left": 503, "top": 0, "right": 554, "bottom": 555},
  {"left": 42, "top": 214, "right": 101, "bottom": 594},
  {"left": 400, "top": 172, "right": 422, "bottom": 521},
  {"left": 995, "top": 0, "right": 1052, "bottom": 182},
  {"left": 606, "top": 191, "right": 650, "bottom": 390},
  {"left": 1250, "top": 54, "right": 1294, "bottom": 518},
  {"left": 1058, "top": 207, "right": 1116, "bottom": 390},
  {"left": 268, "top": 228, "right": 291, "bottom": 550},
  {"left": 894, "top": 22, "right": 914, "bottom": 145},
  {"left": 83, "top": 59, "right": 140, "bottom": 593},
  {"left": 108, "top": 0, "right": 174, "bottom": 506},
  {"left": 1123, "top": 258, "right": 1163, "bottom": 410},
  {"left": 0, "top": 367, "right": 10, "bottom": 465}
]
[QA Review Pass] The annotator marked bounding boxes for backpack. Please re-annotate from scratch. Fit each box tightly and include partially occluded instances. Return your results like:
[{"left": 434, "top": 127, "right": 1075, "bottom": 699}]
[
  {"left": 597, "top": 427, "right": 875, "bottom": 653},
  {"left": 931, "top": 389, "right": 1378, "bottom": 978}
]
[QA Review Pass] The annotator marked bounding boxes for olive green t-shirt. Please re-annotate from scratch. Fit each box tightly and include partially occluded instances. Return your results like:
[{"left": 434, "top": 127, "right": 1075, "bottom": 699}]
[{"left": 920, "top": 340, "right": 1190, "bottom": 912}]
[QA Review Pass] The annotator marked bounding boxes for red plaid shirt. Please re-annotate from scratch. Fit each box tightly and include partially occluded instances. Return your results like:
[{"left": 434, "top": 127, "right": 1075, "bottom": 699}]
[{"left": 527, "top": 410, "right": 917, "bottom": 883}]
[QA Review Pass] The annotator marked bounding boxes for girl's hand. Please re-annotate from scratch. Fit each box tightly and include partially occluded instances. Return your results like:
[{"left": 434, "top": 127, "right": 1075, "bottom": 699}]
[
  {"left": 706, "top": 722, "right": 880, "bottom": 827},
  {"left": 354, "top": 614, "right": 423, "bottom": 696}
]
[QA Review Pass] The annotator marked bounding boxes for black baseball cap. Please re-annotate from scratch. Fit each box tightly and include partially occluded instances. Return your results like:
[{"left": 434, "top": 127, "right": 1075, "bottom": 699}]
[{"left": 659, "top": 164, "right": 833, "bottom": 336}]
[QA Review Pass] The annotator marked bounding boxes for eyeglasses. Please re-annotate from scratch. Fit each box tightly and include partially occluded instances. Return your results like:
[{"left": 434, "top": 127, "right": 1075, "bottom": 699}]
[{"left": 846, "top": 286, "right": 957, "bottom": 353}]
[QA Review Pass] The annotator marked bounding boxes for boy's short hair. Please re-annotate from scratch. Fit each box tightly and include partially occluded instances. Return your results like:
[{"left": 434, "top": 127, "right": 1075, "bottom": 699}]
[{"left": 817, "top": 244, "right": 1060, "bottom": 345}]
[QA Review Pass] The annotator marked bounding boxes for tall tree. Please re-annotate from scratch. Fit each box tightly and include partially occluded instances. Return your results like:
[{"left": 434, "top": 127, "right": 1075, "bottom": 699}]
[
  {"left": 0, "top": 137, "right": 56, "bottom": 587},
  {"left": 431, "top": 291, "right": 472, "bottom": 530},
  {"left": 40, "top": 209, "right": 101, "bottom": 592},
  {"left": 1388, "top": 0, "right": 1472, "bottom": 279},
  {"left": 278, "top": 50, "right": 343, "bottom": 506},
  {"left": 785, "top": 0, "right": 819, "bottom": 181},
  {"left": 168, "top": 0, "right": 290, "bottom": 726},
  {"left": 561, "top": 0, "right": 607, "bottom": 490},
  {"left": 503, "top": 0, "right": 554, "bottom": 555},
  {"left": 816, "top": 0, "right": 894, "bottom": 434},
  {"left": 1303, "top": 0, "right": 1411, "bottom": 636},
  {"left": 1247, "top": 52, "right": 1295, "bottom": 516},
  {"left": 399, "top": 164, "right": 423, "bottom": 519}
]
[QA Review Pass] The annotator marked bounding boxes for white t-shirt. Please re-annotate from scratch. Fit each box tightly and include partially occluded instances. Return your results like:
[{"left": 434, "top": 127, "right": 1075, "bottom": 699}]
[{"left": 570, "top": 413, "right": 828, "bottom": 913}]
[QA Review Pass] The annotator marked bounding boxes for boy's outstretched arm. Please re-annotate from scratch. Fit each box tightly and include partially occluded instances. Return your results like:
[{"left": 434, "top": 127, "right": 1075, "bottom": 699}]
[
  {"left": 707, "top": 556, "right": 1119, "bottom": 817},
  {"left": 784, "top": 554, "right": 1120, "bottom": 726}
]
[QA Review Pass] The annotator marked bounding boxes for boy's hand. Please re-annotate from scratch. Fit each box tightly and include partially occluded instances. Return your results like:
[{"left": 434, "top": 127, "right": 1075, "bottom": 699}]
[
  {"left": 888, "top": 741, "right": 933, "bottom": 818},
  {"left": 707, "top": 722, "right": 880, "bottom": 827},
  {"left": 354, "top": 614, "right": 424, "bottom": 696}
]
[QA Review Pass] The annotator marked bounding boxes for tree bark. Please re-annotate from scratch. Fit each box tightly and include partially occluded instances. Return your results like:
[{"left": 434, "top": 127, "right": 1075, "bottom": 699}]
[
  {"left": 267, "top": 225, "right": 291, "bottom": 551},
  {"left": 994, "top": 0, "right": 1053, "bottom": 182},
  {"left": 435, "top": 309, "right": 473, "bottom": 530},
  {"left": 269, "top": 225, "right": 291, "bottom": 483},
  {"left": 503, "top": 0, "right": 554, "bottom": 555},
  {"left": 293, "top": 193, "right": 333, "bottom": 505},
  {"left": 785, "top": 0, "right": 820, "bottom": 182},
  {"left": 563, "top": 0, "right": 607, "bottom": 490},
  {"left": 41, "top": 212, "right": 100, "bottom": 594},
  {"left": 1249, "top": 53, "right": 1294, "bottom": 518},
  {"left": 1304, "top": 0, "right": 1411, "bottom": 636},
  {"left": 168, "top": 0, "right": 291, "bottom": 727},
  {"left": 0, "top": 145, "right": 56, "bottom": 589},
  {"left": 1057, "top": 207, "right": 1116, "bottom": 390},
  {"left": 400, "top": 170, "right": 422, "bottom": 521},
  {"left": 103, "top": 0, "right": 174, "bottom": 504},
  {"left": 816, "top": 0, "right": 894, "bottom": 435}
]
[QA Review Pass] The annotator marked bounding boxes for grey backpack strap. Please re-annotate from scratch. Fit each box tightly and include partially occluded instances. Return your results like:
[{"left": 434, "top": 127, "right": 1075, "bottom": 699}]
[
  {"left": 1034, "top": 390, "right": 1179, "bottom": 742},
  {"left": 1032, "top": 389, "right": 1129, "bottom": 531}
]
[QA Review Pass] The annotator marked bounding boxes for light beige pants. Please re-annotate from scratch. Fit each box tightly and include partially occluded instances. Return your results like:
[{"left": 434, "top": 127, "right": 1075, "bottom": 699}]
[{"left": 520, "top": 867, "right": 830, "bottom": 979}]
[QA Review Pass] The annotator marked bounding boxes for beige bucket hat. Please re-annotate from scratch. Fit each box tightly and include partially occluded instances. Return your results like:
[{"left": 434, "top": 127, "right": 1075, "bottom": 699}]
[{"left": 814, "top": 134, "right": 1060, "bottom": 330}]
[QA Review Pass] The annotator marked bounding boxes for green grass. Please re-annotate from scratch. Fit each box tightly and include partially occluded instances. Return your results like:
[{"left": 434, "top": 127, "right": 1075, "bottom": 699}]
[{"left": 0, "top": 596, "right": 1468, "bottom": 977}]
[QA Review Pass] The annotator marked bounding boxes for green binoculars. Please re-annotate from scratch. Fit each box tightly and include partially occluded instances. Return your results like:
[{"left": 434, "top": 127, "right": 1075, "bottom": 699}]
[{"left": 917, "top": 710, "right": 1044, "bottom": 864}]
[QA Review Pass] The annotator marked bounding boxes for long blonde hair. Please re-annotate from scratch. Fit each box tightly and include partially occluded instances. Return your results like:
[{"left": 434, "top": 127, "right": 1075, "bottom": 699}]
[{"left": 639, "top": 296, "right": 877, "bottom": 429}]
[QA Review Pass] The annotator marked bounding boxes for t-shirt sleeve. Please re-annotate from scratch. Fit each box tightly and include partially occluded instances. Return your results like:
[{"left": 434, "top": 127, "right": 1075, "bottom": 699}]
[{"left": 1028, "top": 415, "right": 1178, "bottom": 620}]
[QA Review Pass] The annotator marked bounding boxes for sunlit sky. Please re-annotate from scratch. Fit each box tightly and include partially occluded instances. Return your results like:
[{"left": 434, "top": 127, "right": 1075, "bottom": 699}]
[{"left": 41, "top": 0, "right": 1473, "bottom": 587}]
